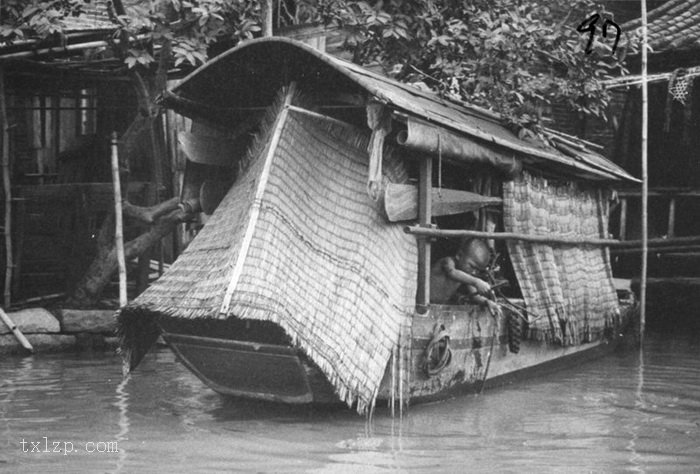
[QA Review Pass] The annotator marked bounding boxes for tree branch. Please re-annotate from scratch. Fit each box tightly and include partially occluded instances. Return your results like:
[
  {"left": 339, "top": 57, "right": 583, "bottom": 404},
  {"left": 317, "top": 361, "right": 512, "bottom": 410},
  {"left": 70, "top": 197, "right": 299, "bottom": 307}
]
[{"left": 123, "top": 197, "right": 180, "bottom": 224}]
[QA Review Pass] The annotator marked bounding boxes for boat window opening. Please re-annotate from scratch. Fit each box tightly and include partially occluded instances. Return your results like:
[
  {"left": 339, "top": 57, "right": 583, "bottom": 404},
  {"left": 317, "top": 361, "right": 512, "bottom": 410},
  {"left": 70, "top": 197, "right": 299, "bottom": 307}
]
[{"left": 416, "top": 167, "right": 522, "bottom": 307}]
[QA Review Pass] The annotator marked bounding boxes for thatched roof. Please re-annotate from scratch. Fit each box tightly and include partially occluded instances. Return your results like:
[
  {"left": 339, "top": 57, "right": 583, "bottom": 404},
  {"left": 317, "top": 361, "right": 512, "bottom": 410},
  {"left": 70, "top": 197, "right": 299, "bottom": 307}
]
[
  {"left": 623, "top": 0, "right": 700, "bottom": 52},
  {"left": 162, "top": 37, "right": 638, "bottom": 183}
]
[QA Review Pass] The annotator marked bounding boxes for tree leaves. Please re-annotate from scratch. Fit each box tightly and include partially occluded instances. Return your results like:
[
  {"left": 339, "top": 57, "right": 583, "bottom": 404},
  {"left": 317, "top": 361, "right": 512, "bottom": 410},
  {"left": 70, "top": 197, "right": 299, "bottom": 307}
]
[
  {"left": 340, "top": 0, "right": 628, "bottom": 130},
  {"left": 0, "top": 0, "right": 630, "bottom": 129}
]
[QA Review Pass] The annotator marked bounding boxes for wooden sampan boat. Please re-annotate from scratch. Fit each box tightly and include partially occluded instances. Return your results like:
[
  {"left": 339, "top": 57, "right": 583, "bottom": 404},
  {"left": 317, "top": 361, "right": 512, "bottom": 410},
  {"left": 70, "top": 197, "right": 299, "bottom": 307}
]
[{"left": 118, "top": 38, "right": 641, "bottom": 413}]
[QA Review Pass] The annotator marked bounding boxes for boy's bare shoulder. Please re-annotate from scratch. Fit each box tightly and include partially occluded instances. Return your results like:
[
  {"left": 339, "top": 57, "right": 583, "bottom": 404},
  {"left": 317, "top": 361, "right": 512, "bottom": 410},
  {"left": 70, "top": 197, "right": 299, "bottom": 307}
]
[{"left": 433, "top": 256, "right": 456, "bottom": 272}]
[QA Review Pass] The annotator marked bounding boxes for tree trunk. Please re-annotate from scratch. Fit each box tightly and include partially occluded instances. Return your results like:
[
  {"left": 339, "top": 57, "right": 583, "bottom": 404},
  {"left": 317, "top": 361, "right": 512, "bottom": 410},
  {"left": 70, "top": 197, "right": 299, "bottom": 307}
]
[
  {"left": 65, "top": 54, "right": 181, "bottom": 308},
  {"left": 67, "top": 204, "right": 193, "bottom": 307}
]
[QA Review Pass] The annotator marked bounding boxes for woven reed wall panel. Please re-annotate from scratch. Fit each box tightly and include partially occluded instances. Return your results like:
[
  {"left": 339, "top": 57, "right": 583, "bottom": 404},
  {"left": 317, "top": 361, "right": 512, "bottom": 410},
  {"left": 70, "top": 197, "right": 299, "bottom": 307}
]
[
  {"left": 226, "top": 112, "right": 417, "bottom": 411},
  {"left": 127, "top": 136, "right": 267, "bottom": 317},
  {"left": 503, "top": 172, "right": 619, "bottom": 345}
]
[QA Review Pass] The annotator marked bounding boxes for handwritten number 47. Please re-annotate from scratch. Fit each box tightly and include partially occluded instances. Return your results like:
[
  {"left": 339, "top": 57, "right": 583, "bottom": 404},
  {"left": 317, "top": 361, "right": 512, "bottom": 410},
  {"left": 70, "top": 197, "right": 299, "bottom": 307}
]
[{"left": 577, "top": 13, "right": 621, "bottom": 55}]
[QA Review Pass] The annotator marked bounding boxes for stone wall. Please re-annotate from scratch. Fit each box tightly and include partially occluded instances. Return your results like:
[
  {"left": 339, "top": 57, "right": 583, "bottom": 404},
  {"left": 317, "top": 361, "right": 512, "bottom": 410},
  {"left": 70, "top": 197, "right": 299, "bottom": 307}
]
[{"left": 0, "top": 308, "right": 118, "bottom": 355}]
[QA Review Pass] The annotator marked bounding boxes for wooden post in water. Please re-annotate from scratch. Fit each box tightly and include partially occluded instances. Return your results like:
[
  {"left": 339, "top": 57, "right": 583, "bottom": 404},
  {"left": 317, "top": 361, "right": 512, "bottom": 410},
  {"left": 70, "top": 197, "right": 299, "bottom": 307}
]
[
  {"left": 111, "top": 132, "right": 127, "bottom": 307},
  {"left": 0, "top": 67, "right": 12, "bottom": 307},
  {"left": 640, "top": 0, "right": 649, "bottom": 341}
]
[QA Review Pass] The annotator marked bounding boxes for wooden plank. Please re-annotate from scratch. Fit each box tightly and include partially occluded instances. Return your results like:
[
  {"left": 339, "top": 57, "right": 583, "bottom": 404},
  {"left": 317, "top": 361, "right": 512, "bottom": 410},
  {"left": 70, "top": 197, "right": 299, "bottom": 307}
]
[
  {"left": 619, "top": 198, "right": 627, "bottom": 241},
  {"left": 384, "top": 183, "right": 501, "bottom": 222},
  {"left": 667, "top": 197, "right": 676, "bottom": 238}
]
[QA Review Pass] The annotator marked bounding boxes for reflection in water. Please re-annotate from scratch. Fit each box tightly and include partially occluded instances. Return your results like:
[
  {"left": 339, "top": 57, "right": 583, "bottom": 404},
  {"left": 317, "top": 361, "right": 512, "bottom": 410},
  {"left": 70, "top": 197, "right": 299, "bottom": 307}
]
[
  {"left": 0, "top": 331, "right": 698, "bottom": 472},
  {"left": 626, "top": 348, "right": 645, "bottom": 474},
  {"left": 113, "top": 374, "right": 130, "bottom": 473}
]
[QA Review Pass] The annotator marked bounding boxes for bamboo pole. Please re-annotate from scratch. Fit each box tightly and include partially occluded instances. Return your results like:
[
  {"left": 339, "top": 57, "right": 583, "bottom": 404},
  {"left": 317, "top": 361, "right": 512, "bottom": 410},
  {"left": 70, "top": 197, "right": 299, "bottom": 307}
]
[
  {"left": 261, "top": 0, "right": 273, "bottom": 37},
  {"left": 0, "top": 35, "right": 150, "bottom": 60},
  {"left": 640, "top": 0, "right": 649, "bottom": 340},
  {"left": 220, "top": 84, "right": 297, "bottom": 315},
  {"left": 0, "top": 67, "right": 12, "bottom": 307},
  {"left": 611, "top": 245, "right": 700, "bottom": 255},
  {"left": 0, "top": 307, "right": 33, "bottom": 352},
  {"left": 404, "top": 226, "right": 700, "bottom": 249},
  {"left": 416, "top": 156, "right": 432, "bottom": 312},
  {"left": 111, "top": 132, "right": 127, "bottom": 307}
]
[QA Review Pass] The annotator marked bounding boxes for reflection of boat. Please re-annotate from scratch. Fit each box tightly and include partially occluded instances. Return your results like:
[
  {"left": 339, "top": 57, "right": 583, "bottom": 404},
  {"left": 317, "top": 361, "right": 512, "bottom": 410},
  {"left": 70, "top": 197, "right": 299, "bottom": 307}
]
[{"left": 118, "top": 38, "right": 639, "bottom": 413}]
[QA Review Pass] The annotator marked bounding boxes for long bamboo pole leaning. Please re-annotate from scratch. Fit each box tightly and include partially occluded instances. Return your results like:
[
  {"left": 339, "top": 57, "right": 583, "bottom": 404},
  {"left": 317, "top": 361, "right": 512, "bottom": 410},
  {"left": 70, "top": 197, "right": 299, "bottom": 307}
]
[
  {"left": 640, "top": 0, "right": 649, "bottom": 340},
  {"left": 0, "top": 67, "right": 11, "bottom": 307},
  {"left": 111, "top": 132, "right": 127, "bottom": 307}
]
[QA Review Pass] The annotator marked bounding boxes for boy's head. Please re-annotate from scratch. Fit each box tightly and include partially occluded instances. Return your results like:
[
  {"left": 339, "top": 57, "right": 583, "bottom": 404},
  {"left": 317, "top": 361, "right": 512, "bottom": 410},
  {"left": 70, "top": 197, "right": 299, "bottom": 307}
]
[{"left": 455, "top": 238, "right": 490, "bottom": 274}]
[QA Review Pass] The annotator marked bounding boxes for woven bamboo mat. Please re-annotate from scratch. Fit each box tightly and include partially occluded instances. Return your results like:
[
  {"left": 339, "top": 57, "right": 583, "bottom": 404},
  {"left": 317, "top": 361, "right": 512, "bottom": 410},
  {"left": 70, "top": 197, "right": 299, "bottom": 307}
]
[
  {"left": 121, "top": 106, "right": 417, "bottom": 412},
  {"left": 503, "top": 172, "right": 619, "bottom": 345}
]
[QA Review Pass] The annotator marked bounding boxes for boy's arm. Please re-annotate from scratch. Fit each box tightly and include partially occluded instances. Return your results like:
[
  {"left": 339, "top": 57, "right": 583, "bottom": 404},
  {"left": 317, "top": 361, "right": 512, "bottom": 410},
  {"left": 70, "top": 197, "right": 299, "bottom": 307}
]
[
  {"left": 443, "top": 263, "right": 491, "bottom": 294},
  {"left": 462, "top": 285, "right": 502, "bottom": 317}
]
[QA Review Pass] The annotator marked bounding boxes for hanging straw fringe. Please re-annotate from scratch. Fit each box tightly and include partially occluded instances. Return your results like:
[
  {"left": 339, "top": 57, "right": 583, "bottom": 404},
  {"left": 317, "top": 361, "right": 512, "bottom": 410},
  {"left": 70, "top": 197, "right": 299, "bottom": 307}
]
[{"left": 116, "top": 307, "right": 161, "bottom": 374}]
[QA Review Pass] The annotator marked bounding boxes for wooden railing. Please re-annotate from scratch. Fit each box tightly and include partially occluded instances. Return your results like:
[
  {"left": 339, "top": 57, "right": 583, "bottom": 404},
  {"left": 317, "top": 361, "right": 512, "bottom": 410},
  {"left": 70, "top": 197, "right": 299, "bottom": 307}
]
[{"left": 614, "top": 187, "right": 700, "bottom": 255}]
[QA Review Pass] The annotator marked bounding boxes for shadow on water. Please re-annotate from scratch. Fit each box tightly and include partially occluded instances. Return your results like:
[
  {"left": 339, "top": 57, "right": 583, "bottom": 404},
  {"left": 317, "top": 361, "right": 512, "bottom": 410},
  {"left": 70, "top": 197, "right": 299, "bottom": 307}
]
[{"left": 208, "top": 395, "right": 355, "bottom": 423}]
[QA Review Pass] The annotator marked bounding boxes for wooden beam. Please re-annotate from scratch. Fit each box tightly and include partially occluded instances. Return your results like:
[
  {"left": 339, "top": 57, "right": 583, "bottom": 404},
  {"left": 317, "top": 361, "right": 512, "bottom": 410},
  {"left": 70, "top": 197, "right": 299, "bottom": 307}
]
[{"left": 383, "top": 183, "right": 501, "bottom": 222}]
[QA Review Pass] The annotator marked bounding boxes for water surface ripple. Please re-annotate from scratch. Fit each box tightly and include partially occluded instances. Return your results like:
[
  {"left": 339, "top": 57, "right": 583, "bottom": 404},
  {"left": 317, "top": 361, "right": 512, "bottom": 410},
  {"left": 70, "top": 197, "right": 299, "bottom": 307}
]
[{"left": 1, "top": 331, "right": 698, "bottom": 473}]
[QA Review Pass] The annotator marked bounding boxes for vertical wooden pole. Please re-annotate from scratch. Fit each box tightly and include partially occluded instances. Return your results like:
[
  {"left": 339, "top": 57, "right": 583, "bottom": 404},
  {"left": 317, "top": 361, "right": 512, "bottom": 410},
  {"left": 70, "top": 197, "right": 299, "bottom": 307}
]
[
  {"left": 0, "top": 67, "right": 12, "bottom": 307},
  {"left": 640, "top": 0, "right": 649, "bottom": 341},
  {"left": 111, "top": 132, "right": 127, "bottom": 307},
  {"left": 619, "top": 198, "right": 628, "bottom": 240},
  {"left": 667, "top": 197, "right": 676, "bottom": 238},
  {"left": 416, "top": 156, "right": 432, "bottom": 312}
]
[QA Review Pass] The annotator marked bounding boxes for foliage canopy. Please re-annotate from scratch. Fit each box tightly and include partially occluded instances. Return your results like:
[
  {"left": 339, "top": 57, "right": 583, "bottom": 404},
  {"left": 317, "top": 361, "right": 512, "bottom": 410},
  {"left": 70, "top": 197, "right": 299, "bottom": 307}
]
[{"left": 0, "top": 0, "right": 630, "bottom": 129}]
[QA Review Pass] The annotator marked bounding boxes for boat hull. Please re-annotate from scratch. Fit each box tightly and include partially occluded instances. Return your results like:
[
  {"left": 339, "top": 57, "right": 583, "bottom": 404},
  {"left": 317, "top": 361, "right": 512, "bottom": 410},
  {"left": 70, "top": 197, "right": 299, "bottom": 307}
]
[{"left": 160, "top": 300, "right": 638, "bottom": 407}]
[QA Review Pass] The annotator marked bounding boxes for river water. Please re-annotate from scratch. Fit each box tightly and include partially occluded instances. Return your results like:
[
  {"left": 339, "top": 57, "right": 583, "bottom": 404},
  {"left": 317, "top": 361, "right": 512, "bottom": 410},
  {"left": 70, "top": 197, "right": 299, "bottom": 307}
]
[{"left": 1, "top": 329, "right": 699, "bottom": 473}]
